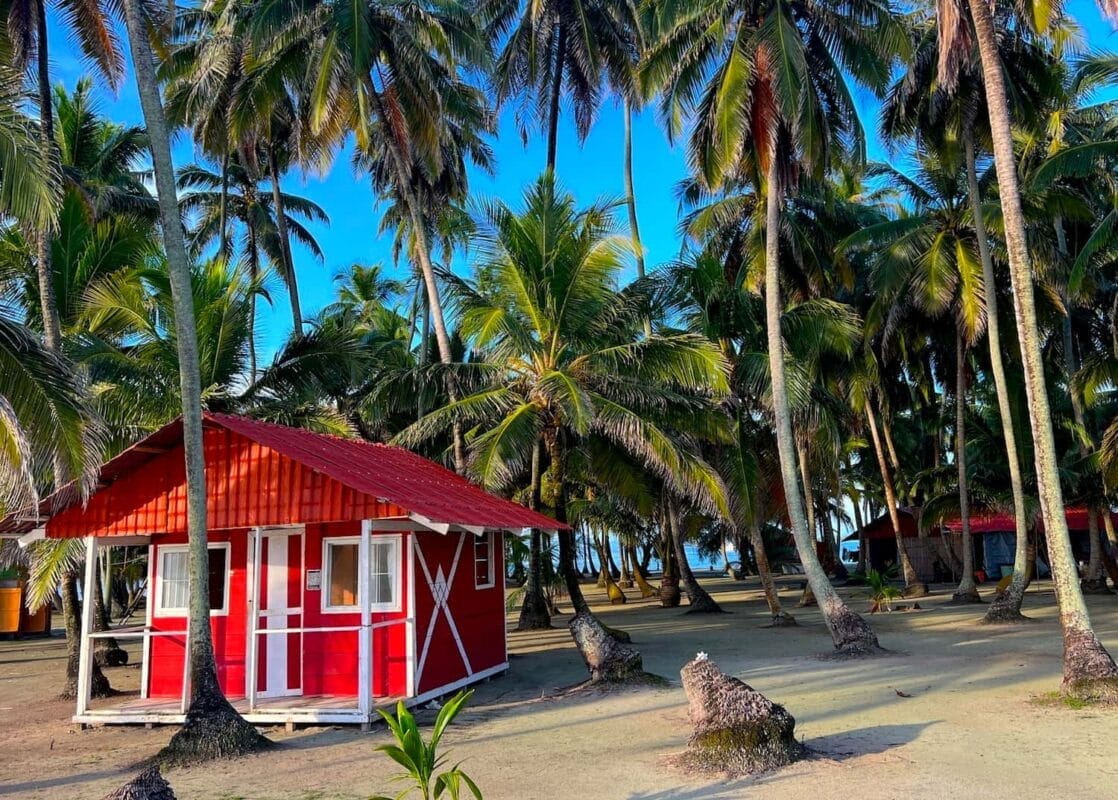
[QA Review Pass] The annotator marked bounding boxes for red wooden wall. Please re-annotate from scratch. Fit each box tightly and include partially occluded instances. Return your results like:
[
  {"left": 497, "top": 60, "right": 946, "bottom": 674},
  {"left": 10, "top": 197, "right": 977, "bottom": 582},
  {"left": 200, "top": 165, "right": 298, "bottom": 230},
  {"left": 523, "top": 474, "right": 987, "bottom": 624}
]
[
  {"left": 148, "top": 529, "right": 248, "bottom": 698},
  {"left": 413, "top": 532, "right": 506, "bottom": 695}
]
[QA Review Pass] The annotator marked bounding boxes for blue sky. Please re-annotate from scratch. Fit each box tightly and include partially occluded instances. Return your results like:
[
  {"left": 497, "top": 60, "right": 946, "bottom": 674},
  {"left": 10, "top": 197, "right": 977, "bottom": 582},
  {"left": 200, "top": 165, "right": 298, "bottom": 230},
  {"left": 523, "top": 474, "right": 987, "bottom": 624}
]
[{"left": 45, "top": 3, "right": 1118, "bottom": 359}]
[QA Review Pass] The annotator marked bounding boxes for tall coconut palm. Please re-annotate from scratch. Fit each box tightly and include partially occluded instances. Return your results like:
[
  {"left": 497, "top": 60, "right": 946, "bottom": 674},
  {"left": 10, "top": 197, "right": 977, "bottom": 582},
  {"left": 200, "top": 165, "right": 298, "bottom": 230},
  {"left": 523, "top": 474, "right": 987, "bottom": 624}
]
[
  {"left": 644, "top": 0, "right": 905, "bottom": 650},
  {"left": 118, "top": 0, "right": 268, "bottom": 758},
  {"left": 266, "top": 0, "right": 489, "bottom": 471},
  {"left": 396, "top": 174, "right": 729, "bottom": 669},
  {"left": 884, "top": 19, "right": 1058, "bottom": 620},
  {"left": 482, "top": 0, "right": 639, "bottom": 172},
  {"left": 5, "top": 0, "right": 122, "bottom": 357},
  {"left": 842, "top": 151, "right": 992, "bottom": 600},
  {"left": 947, "top": 0, "right": 1118, "bottom": 698}
]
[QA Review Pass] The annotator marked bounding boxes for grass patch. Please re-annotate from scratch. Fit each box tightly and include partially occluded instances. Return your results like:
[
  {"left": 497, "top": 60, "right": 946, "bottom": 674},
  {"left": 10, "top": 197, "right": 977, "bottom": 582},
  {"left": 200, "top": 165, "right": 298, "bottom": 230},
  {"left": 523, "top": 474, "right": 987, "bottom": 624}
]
[{"left": 1032, "top": 691, "right": 1090, "bottom": 710}]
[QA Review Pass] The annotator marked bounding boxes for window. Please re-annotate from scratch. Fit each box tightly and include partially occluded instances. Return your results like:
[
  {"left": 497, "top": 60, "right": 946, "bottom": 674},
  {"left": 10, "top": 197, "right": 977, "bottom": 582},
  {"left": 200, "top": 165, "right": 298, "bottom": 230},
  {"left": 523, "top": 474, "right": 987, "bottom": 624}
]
[
  {"left": 155, "top": 543, "right": 230, "bottom": 616},
  {"left": 323, "top": 538, "right": 360, "bottom": 613},
  {"left": 370, "top": 537, "right": 400, "bottom": 611},
  {"left": 475, "top": 532, "right": 495, "bottom": 589},
  {"left": 321, "top": 536, "right": 401, "bottom": 613}
]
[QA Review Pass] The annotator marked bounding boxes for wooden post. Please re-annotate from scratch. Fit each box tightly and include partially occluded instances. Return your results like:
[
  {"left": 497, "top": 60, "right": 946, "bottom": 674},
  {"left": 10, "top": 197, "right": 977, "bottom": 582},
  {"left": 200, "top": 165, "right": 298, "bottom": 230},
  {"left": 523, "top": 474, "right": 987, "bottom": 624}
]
[
  {"left": 358, "top": 520, "right": 372, "bottom": 722},
  {"left": 140, "top": 543, "right": 154, "bottom": 699},
  {"left": 179, "top": 622, "right": 191, "bottom": 714},
  {"left": 406, "top": 531, "right": 416, "bottom": 697},
  {"left": 76, "top": 536, "right": 98, "bottom": 719},
  {"left": 248, "top": 527, "right": 263, "bottom": 711}
]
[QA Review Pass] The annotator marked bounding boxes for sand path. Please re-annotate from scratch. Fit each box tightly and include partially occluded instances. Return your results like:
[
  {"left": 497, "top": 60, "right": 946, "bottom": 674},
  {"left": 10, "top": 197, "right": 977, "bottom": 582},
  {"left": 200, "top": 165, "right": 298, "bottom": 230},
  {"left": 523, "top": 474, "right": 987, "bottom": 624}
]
[{"left": 1, "top": 576, "right": 1116, "bottom": 799}]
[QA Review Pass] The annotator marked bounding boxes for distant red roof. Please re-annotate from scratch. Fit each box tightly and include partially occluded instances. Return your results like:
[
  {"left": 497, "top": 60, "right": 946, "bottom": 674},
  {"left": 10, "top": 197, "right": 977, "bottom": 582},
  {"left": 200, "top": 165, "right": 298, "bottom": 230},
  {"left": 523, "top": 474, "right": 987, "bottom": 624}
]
[
  {"left": 941, "top": 507, "right": 1115, "bottom": 534},
  {"left": 0, "top": 413, "right": 566, "bottom": 535}
]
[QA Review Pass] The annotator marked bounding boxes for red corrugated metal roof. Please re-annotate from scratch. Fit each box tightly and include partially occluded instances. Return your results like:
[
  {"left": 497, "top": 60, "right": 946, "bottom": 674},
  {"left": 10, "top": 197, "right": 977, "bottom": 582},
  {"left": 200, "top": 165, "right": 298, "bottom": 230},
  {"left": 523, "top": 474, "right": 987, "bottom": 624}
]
[
  {"left": 205, "top": 414, "right": 565, "bottom": 531},
  {"left": 0, "top": 413, "right": 566, "bottom": 535}
]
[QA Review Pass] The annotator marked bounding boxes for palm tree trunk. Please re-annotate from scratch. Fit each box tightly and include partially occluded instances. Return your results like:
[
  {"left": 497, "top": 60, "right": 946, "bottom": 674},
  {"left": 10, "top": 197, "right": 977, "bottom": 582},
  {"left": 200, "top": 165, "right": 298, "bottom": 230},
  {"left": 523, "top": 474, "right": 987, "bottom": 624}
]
[
  {"left": 369, "top": 90, "right": 465, "bottom": 473},
  {"left": 668, "top": 500, "right": 721, "bottom": 613},
  {"left": 797, "top": 440, "right": 817, "bottom": 551},
  {"left": 622, "top": 98, "right": 651, "bottom": 339},
  {"left": 881, "top": 414, "right": 901, "bottom": 472},
  {"left": 34, "top": 0, "right": 63, "bottom": 356},
  {"left": 518, "top": 440, "right": 550, "bottom": 629},
  {"left": 658, "top": 513, "right": 681, "bottom": 607},
  {"left": 60, "top": 570, "right": 112, "bottom": 700},
  {"left": 619, "top": 538, "right": 632, "bottom": 587},
  {"left": 865, "top": 398, "right": 925, "bottom": 595},
  {"left": 546, "top": 24, "right": 566, "bottom": 173},
  {"left": 121, "top": 0, "right": 268, "bottom": 757},
  {"left": 218, "top": 150, "right": 230, "bottom": 258},
  {"left": 968, "top": 0, "right": 1118, "bottom": 699},
  {"left": 547, "top": 435, "right": 587, "bottom": 614},
  {"left": 965, "top": 135, "right": 1030, "bottom": 622},
  {"left": 596, "top": 531, "right": 626, "bottom": 603},
  {"left": 764, "top": 161, "right": 877, "bottom": 653},
  {"left": 268, "top": 145, "right": 302, "bottom": 334},
  {"left": 246, "top": 211, "right": 260, "bottom": 383},
  {"left": 749, "top": 494, "right": 794, "bottom": 626},
  {"left": 953, "top": 332, "right": 981, "bottom": 602}
]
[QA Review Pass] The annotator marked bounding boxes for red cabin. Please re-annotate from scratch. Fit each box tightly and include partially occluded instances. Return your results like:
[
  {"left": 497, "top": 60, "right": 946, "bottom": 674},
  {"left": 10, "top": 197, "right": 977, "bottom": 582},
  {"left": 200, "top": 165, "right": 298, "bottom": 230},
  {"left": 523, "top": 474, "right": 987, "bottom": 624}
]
[{"left": 5, "top": 413, "right": 562, "bottom": 727}]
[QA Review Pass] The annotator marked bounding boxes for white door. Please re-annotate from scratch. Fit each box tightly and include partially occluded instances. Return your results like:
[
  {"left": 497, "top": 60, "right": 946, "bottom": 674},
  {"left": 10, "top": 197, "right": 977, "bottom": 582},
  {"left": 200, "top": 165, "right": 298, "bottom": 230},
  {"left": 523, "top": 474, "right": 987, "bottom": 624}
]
[{"left": 249, "top": 527, "right": 304, "bottom": 698}]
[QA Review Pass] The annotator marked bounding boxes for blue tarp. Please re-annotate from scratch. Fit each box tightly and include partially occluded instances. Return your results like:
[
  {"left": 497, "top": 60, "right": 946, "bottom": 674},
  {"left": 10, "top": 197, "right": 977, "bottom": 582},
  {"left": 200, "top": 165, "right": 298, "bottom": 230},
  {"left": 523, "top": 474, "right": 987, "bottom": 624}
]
[{"left": 982, "top": 532, "right": 1049, "bottom": 579}]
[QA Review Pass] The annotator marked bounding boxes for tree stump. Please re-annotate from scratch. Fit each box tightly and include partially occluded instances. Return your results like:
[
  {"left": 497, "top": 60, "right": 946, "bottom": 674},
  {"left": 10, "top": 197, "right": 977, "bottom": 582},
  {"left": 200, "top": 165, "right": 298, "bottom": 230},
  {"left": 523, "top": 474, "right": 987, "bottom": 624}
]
[
  {"left": 569, "top": 611, "right": 643, "bottom": 683},
  {"left": 678, "top": 655, "right": 802, "bottom": 776},
  {"left": 103, "top": 766, "right": 175, "bottom": 800},
  {"left": 1062, "top": 627, "right": 1118, "bottom": 704}
]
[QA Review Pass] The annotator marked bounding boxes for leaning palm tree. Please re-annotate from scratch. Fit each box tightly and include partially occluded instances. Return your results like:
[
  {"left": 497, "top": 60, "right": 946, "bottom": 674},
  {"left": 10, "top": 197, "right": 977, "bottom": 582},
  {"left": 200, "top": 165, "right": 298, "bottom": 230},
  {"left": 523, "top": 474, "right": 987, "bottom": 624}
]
[
  {"left": 643, "top": 0, "right": 906, "bottom": 652},
  {"left": 118, "top": 0, "right": 268, "bottom": 759},
  {"left": 940, "top": 0, "right": 1118, "bottom": 698},
  {"left": 396, "top": 174, "right": 729, "bottom": 671}
]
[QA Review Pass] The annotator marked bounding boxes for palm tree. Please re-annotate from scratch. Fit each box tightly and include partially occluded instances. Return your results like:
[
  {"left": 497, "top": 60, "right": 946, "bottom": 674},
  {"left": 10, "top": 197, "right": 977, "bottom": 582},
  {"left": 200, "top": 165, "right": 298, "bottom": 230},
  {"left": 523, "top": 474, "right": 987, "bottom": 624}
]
[
  {"left": 842, "top": 151, "right": 993, "bottom": 600},
  {"left": 882, "top": 20, "right": 1057, "bottom": 620},
  {"left": 645, "top": 0, "right": 905, "bottom": 650},
  {"left": 118, "top": 0, "right": 268, "bottom": 758},
  {"left": 5, "top": 0, "right": 122, "bottom": 358},
  {"left": 0, "top": 66, "right": 58, "bottom": 229},
  {"left": 949, "top": 0, "right": 1118, "bottom": 698},
  {"left": 397, "top": 174, "right": 729, "bottom": 670},
  {"left": 177, "top": 154, "right": 328, "bottom": 378},
  {"left": 482, "top": 0, "right": 638, "bottom": 172},
  {"left": 272, "top": 0, "right": 488, "bottom": 474}
]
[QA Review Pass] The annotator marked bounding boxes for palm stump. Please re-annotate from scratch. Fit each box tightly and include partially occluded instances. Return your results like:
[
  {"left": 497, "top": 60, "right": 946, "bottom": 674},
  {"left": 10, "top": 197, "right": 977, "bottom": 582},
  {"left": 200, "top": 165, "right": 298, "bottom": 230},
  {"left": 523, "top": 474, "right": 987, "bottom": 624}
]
[
  {"left": 678, "top": 655, "right": 803, "bottom": 775},
  {"left": 103, "top": 767, "right": 176, "bottom": 800},
  {"left": 569, "top": 612, "right": 643, "bottom": 682}
]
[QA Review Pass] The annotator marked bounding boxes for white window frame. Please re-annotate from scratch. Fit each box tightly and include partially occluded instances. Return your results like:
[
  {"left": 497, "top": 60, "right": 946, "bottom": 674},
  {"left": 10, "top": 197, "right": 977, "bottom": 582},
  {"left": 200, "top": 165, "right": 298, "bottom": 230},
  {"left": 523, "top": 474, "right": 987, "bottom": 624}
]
[
  {"left": 474, "top": 531, "right": 495, "bottom": 590},
  {"left": 154, "top": 542, "right": 231, "bottom": 617},
  {"left": 321, "top": 536, "right": 361, "bottom": 614},
  {"left": 369, "top": 535, "right": 403, "bottom": 613}
]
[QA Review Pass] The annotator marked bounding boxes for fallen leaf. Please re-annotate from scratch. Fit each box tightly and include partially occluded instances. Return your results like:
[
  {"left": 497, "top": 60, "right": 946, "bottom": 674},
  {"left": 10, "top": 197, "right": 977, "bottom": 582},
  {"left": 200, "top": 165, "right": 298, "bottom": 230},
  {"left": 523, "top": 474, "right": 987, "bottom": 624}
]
[{"left": 894, "top": 689, "right": 912, "bottom": 698}]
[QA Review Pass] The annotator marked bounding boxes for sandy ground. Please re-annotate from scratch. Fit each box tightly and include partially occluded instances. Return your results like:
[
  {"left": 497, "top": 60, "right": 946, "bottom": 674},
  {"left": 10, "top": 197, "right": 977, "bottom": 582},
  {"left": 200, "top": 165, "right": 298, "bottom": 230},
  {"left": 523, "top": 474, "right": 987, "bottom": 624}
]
[{"left": 1, "top": 576, "right": 1117, "bottom": 799}]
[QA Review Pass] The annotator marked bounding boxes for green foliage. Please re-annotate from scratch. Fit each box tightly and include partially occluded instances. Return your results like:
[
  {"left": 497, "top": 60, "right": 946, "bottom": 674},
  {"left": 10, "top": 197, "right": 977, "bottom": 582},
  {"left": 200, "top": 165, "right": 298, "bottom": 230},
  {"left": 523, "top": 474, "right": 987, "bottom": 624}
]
[
  {"left": 372, "top": 691, "right": 482, "bottom": 800},
  {"left": 865, "top": 567, "right": 902, "bottom": 613}
]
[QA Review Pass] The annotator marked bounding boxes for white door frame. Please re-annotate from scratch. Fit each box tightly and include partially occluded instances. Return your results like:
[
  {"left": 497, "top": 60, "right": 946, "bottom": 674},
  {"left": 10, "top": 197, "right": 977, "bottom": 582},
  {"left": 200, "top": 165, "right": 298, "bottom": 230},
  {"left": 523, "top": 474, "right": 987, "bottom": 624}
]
[{"left": 247, "top": 526, "right": 305, "bottom": 701}]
